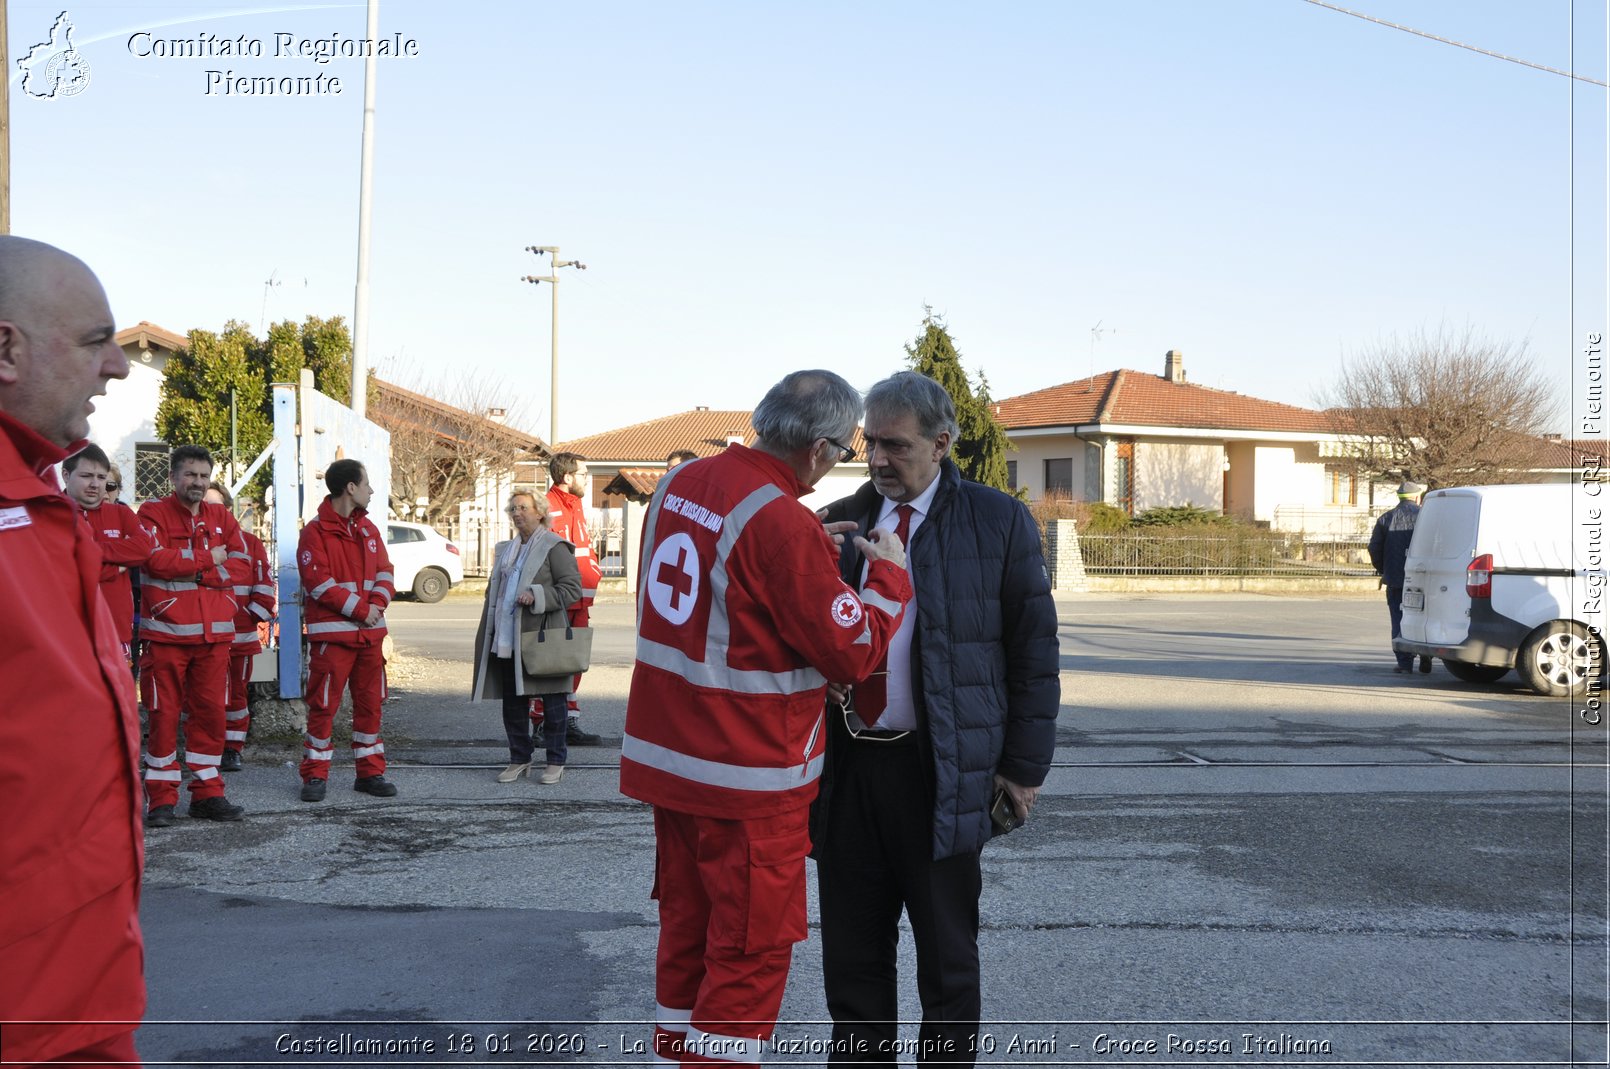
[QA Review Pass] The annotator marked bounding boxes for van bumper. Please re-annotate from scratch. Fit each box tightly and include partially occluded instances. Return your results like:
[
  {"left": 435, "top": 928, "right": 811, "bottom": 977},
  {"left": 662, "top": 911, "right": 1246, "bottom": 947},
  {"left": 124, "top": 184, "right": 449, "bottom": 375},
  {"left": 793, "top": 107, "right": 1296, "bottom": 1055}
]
[{"left": 1394, "top": 602, "right": 1530, "bottom": 667}]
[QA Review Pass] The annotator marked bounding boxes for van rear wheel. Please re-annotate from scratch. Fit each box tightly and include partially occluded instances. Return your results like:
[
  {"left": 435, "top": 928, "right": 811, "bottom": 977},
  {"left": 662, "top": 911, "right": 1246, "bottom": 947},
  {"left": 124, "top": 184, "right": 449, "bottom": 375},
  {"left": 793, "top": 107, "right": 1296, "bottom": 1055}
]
[
  {"left": 1516, "top": 621, "right": 1599, "bottom": 697},
  {"left": 1443, "top": 660, "right": 1510, "bottom": 684}
]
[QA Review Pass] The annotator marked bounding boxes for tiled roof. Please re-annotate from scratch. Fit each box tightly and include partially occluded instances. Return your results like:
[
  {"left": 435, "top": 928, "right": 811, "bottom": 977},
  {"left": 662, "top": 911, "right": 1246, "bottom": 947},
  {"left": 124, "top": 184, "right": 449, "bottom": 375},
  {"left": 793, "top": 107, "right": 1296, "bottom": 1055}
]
[
  {"left": 601, "top": 467, "right": 663, "bottom": 499},
  {"left": 115, "top": 320, "right": 187, "bottom": 352},
  {"left": 556, "top": 410, "right": 756, "bottom": 462},
  {"left": 371, "top": 378, "right": 549, "bottom": 454},
  {"left": 1509, "top": 436, "right": 1610, "bottom": 470},
  {"left": 993, "top": 369, "right": 1333, "bottom": 435}
]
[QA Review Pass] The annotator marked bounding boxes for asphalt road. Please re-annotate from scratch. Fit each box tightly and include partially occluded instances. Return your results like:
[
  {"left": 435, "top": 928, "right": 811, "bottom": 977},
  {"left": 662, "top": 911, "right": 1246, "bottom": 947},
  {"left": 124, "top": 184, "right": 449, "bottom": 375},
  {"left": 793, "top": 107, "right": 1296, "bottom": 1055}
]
[{"left": 133, "top": 593, "right": 1608, "bottom": 1067}]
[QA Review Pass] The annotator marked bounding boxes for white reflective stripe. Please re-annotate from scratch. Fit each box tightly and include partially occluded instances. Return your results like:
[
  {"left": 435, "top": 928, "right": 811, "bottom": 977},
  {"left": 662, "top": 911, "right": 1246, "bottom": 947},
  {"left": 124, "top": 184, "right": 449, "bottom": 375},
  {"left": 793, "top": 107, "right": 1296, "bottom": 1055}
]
[
  {"left": 210, "top": 621, "right": 234, "bottom": 634},
  {"left": 143, "top": 619, "right": 206, "bottom": 636},
  {"left": 636, "top": 639, "right": 824, "bottom": 697},
  {"left": 353, "top": 743, "right": 385, "bottom": 759},
  {"left": 179, "top": 548, "right": 195, "bottom": 560},
  {"left": 335, "top": 581, "right": 360, "bottom": 592},
  {"left": 351, "top": 731, "right": 380, "bottom": 744},
  {"left": 574, "top": 547, "right": 592, "bottom": 558},
  {"left": 656, "top": 1004, "right": 692, "bottom": 1028},
  {"left": 232, "top": 585, "right": 252, "bottom": 596},
  {"left": 145, "top": 750, "right": 178, "bottom": 765},
  {"left": 362, "top": 579, "right": 376, "bottom": 590},
  {"left": 304, "top": 748, "right": 334, "bottom": 761},
  {"left": 143, "top": 575, "right": 199, "bottom": 592},
  {"left": 340, "top": 593, "right": 361, "bottom": 616},
  {"left": 144, "top": 769, "right": 182, "bottom": 781},
  {"left": 248, "top": 604, "right": 273, "bottom": 621},
  {"left": 251, "top": 584, "right": 277, "bottom": 596},
  {"left": 373, "top": 571, "right": 393, "bottom": 583},
  {"left": 232, "top": 632, "right": 260, "bottom": 644},
  {"left": 189, "top": 751, "right": 223, "bottom": 767},
  {"left": 622, "top": 733, "right": 822, "bottom": 792},
  {"left": 191, "top": 766, "right": 219, "bottom": 781},
  {"left": 580, "top": 586, "right": 599, "bottom": 599},
  {"left": 307, "top": 621, "right": 359, "bottom": 633},
  {"left": 684, "top": 1027, "right": 762, "bottom": 1064},
  {"left": 860, "top": 588, "right": 904, "bottom": 620},
  {"left": 215, "top": 566, "right": 230, "bottom": 583},
  {"left": 305, "top": 734, "right": 332, "bottom": 748},
  {"left": 309, "top": 578, "right": 336, "bottom": 598},
  {"left": 225, "top": 730, "right": 248, "bottom": 742},
  {"left": 226, "top": 708, "right": 251, "bottom": 722},
  {"left": 228, "top": 551, "right": 251, "bottom": 561}
]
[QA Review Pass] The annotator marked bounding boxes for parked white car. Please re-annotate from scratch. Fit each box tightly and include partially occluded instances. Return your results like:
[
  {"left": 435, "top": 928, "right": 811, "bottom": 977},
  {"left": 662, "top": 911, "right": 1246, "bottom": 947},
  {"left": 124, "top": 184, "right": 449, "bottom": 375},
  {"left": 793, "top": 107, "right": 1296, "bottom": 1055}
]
[
  {"left": 384, "top": 521, "right": 464, "bottom": 603},
  {"left": 1395, "top": 484, "right": 1604, "bottom": 696}
]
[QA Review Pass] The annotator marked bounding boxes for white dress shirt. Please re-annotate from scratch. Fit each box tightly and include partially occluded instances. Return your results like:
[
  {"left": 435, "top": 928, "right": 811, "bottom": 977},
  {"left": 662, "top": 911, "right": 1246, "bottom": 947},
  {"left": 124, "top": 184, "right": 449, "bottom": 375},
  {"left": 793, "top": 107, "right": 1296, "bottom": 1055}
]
[{"left": 861, "top": 473, "right": 941, "bottom": 731}]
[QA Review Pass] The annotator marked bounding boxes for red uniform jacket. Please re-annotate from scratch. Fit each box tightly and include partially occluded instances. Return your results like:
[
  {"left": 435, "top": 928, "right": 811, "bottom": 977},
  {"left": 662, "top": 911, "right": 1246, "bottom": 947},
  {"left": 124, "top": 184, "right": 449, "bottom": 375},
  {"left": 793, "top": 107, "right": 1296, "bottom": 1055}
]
[
  {"left": 619, "top": 445, "right": 912, "bottom": 819},
  {"left": 81, "top": 500, "right": 151, "bottom": 645},
  {"left": 137, "top": 495, "right": 251, "bottom": 645},
  {"left": 0, "top": 412, "right": 145, "bottom": 1063},
  {"left": 231, "top": 530, "right": 276, "bottom": 656},
  {"left": 298, "top": 498, "right": 394, "bottom": 646},
  {"left": 547, "top": 484, "right": 601, "bottom": 614}
]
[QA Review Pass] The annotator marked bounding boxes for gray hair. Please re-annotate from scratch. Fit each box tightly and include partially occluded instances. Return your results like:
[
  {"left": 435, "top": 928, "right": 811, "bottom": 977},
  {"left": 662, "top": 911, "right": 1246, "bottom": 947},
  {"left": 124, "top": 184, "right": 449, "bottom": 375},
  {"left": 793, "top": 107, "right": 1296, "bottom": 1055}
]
[
  {"left": 865, "top": 371, "right": 958, "bottom": 447},
  {"left": 751, "top": 370, "right": 862, "bottom": 454}
]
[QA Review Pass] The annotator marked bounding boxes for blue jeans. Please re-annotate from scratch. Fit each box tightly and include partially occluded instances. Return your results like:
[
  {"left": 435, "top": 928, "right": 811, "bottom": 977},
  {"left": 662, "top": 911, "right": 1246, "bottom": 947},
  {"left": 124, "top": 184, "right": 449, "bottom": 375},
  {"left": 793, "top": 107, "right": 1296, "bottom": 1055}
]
[{"left": 497, "top": 657, "right": 569, "bottom": 766}]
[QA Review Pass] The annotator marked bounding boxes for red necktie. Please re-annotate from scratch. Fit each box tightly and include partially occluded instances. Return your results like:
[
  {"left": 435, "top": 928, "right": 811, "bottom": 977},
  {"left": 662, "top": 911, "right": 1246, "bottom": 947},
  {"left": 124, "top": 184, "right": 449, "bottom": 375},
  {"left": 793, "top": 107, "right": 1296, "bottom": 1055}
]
[{"left": 853, "top": 504, "right": 913, "bottom": 728}]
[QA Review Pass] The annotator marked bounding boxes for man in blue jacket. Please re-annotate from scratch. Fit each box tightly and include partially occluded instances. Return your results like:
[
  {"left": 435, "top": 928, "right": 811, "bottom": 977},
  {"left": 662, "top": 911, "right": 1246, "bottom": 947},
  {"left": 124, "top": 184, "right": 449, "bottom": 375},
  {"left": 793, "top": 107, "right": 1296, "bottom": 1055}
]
[
  {"left": 1368, "top": 479, "right": 1428, "bottom": 673},
  {"left": 811, "top": 371, "right": 1060, "bottom": 1067}
]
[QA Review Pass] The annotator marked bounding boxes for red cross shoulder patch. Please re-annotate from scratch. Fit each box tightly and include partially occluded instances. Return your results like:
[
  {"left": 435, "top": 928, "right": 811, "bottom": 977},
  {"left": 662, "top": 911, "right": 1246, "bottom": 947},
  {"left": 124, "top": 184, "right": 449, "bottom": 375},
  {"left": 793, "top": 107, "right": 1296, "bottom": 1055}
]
[{"left": 831, "top": 592, "right": 863, "bottom": 628}]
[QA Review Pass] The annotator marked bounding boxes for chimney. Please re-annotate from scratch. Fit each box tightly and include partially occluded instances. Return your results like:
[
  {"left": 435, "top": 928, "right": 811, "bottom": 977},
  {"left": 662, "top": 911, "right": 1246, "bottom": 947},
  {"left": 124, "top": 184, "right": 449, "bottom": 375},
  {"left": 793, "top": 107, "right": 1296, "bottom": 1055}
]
[
  {"left": 487, "top": 406, "right": 507, "bottom": 425},
  {"left": 1164, "top": 350, "right": 1186, "bottom": 384}
]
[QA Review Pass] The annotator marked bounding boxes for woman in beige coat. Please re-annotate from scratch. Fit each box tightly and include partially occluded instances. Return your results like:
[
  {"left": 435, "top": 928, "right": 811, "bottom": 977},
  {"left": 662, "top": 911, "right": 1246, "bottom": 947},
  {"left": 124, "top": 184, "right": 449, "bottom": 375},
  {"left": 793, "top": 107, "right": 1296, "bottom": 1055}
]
[{"left": 471, "top": 491, "right": 582, "bottom": 783}]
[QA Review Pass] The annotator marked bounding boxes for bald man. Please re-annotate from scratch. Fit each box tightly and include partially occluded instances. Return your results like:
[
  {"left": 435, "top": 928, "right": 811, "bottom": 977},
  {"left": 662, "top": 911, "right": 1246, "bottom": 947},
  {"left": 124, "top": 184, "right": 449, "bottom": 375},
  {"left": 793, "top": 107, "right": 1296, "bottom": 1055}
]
[{"left": 0, "top": 237, "right": 147, "bottom": 1067}]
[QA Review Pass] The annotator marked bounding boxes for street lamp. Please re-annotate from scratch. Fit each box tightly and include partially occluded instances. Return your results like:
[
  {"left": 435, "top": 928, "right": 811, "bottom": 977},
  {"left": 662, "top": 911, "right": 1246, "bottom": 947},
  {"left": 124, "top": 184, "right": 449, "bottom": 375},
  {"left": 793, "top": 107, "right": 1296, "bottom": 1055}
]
[{"left": 522, "top": 245, "right": 587, "bottom": 445}]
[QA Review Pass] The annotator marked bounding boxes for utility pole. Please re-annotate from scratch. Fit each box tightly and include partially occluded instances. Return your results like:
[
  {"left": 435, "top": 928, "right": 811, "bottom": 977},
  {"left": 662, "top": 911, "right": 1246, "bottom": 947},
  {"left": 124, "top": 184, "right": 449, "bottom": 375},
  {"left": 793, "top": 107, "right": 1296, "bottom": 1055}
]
[
  {"left": 2, "top": 1, "right": 11, "bottom": 234},
  {"left": 349, "top": 0, "right": 379, "bottom": 417},
  {"left": 521, "top": 245, "right": 587, "bottom": 445}
]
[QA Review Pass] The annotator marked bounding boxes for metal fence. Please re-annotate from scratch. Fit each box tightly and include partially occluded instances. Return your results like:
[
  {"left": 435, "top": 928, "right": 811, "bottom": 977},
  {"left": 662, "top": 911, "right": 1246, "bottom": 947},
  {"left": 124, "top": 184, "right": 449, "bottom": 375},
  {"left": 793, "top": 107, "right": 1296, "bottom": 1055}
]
[{"left": 1078, "top": 531, "right": 1376, "bottom": 577}]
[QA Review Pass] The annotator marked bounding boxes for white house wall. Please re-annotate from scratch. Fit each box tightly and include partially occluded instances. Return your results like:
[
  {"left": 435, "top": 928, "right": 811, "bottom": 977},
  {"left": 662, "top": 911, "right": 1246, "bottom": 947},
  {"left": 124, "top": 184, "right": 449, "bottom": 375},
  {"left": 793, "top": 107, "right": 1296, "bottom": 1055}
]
[
  {"left": 1000, "top": 433, "right": 1093, "bottom": 501},
  {"left": 1251, "top": 443, "right": 1325, "bottom": 524},
  {"left": 1134, "top": 441, "right": 1223, "bottom": 512},
  {"left": 88, "top": 356, "right": 165, "bottom": 501}
]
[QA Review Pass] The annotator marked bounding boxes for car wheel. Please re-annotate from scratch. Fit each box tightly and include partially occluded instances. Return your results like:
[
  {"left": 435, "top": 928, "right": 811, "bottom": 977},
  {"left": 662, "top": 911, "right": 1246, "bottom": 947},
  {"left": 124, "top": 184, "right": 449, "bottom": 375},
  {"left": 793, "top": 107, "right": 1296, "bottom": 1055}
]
[
  {"left": 412, "top": 568, "right": 449, "bottom": 604},
  {"left": 1442, "top": 659, "right": 1510, "bottom": 684},
  {"left": 1516, "top": 621, "right": 1599, "bottom": 697}
]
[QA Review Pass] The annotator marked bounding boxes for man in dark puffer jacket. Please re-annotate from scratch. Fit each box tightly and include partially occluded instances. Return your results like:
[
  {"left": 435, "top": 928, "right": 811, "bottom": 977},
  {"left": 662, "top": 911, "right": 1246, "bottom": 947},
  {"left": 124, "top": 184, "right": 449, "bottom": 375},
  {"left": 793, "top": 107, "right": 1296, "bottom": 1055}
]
[{"left": 810, "top": 371, "right": 1059, "bottom": 1067}]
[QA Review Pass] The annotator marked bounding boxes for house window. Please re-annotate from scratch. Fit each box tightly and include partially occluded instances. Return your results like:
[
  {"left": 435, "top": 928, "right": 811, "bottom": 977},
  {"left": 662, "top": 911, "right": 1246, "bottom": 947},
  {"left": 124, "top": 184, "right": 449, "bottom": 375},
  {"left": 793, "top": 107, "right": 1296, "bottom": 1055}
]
[
  {"left": 1114, "top": 439, "right": 1135, "bottom": 515},
  {"left": 1006, "top": 460, "right": 1018, "bottom": 490},
  {"left": 134, "top": 442, "right": 170, "bottom": 504},
  {"left": 1044, "top": 458, "right": 1073, "bottom": 498},
  {"left": 1326, "top": 468, "right": 1358, "bottom": 506}
]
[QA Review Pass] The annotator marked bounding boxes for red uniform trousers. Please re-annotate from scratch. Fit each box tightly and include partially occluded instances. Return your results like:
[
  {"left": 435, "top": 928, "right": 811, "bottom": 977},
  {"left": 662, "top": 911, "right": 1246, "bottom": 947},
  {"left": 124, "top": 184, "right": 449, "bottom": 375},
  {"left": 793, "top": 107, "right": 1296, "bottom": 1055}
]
[
  {"left": 300, "top": 641, "right": 387, "bottom": 782},
  {"left": 141, "top": 641, "right": 230, "bottom": 806},
  {"left": 651, "top": 805, "right": 810, "bottom": 1069},
  {"left": 224, "top": 652, "right": 254, "bottom": 751}
]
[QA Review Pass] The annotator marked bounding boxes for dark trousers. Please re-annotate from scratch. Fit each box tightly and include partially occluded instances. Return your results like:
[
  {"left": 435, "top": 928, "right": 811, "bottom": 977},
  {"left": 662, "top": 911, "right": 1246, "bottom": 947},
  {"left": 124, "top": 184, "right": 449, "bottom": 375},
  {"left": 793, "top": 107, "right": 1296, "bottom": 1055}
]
[
  {"left": 1384, "top": 586, "right": 1413, "bottom": 669},
  {"left": 496, "top": 656, "right": 567, "bottom": 766},
  {"left": 817, "top": 736, "right": 983, "bottom": 1067}
]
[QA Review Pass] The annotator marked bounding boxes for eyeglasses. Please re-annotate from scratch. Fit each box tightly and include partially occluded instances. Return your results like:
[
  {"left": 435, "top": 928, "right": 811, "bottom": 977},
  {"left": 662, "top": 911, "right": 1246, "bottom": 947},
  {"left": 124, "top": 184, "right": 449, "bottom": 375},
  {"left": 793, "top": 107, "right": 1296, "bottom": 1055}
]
[
  {"left": 105, "top": 484, "right": 120, "bottom": 492},
  {"left": 822, "top": 436, "right": 856, "bottom": 463}
]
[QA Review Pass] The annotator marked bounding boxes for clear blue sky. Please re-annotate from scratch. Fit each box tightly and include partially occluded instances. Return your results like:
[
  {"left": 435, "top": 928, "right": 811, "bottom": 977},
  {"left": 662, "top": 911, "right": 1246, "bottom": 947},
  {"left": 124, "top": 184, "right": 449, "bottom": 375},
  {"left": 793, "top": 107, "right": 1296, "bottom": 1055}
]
[{"left": 10, "top": 0, "right": 1606, "bottom": 442}]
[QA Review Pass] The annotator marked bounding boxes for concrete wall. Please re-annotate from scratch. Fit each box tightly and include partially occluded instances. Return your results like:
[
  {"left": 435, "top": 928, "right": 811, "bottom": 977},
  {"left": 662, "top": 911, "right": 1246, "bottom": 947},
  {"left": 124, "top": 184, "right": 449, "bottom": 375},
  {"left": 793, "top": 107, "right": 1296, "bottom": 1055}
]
[{"left": 1134, "top": 440, "right": 1223, "bottom": 512}]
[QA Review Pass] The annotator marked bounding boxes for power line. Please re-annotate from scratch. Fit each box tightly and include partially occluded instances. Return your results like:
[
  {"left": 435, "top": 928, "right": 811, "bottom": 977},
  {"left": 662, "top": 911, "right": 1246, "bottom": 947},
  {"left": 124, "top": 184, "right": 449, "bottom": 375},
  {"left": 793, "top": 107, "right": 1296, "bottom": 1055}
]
[{"left": 1300, "top": 0, "right": 1607, "bottom": 88}]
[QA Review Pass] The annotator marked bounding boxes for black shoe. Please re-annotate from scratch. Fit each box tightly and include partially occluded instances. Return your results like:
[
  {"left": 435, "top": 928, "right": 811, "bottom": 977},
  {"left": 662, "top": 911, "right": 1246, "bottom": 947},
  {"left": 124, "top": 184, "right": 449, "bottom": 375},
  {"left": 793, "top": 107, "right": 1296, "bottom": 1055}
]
[
  {"left": 220, "top": 748, "right": 242, "bottom": 772},
  {"left": 1393, "top": 665, "right": 1410, "bottom": 673},
  {"left": 354, "top": 775, "right": 398, "bottom": 797},
  {"left": 145, "top": 804, "right": 176, "bottom": 828},
  {"left": 189, "top": 795, "right": 245, "bottom": 821},
  {"left": 1419, "top": 655, "right": 1433, "bottom": 674},
  {"left": 300, "top": 778, "right": 327, "bottom": 802},
  {"left": 566, "top": 722, "right": 602, "bottom": 746}
]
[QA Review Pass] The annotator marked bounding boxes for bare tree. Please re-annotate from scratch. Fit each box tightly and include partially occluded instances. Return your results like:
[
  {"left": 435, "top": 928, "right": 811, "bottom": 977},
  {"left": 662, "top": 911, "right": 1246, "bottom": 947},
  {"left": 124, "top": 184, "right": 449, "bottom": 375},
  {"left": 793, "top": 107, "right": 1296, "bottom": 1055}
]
[
  {"left": 1318, "top": 325, "right": 1561, "bottom": 489},
  {"left": 368, "top": 371, "right": 546, "bottom": 528}
]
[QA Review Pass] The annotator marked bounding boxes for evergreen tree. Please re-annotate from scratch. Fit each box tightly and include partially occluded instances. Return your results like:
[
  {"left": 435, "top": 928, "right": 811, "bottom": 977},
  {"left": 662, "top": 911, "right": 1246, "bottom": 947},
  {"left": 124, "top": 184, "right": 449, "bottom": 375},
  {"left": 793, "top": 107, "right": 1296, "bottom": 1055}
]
[
  {"left": 904, "top": 310, "right": 1014, "bottom": 491},
  {"left": 156, "top": 316, "right": 354, "bottom": 495}
]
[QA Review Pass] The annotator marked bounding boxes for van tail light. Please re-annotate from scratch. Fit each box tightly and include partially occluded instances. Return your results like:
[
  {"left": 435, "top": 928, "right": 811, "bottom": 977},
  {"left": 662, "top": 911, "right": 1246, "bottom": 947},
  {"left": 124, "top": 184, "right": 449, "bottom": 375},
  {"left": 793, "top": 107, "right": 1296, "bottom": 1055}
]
[
  {"left": 446, "top": 543, "right": 461, "bottom": 556},
  {"left": 1466, "top": 554, "right": 1493, "bottom": 599}
]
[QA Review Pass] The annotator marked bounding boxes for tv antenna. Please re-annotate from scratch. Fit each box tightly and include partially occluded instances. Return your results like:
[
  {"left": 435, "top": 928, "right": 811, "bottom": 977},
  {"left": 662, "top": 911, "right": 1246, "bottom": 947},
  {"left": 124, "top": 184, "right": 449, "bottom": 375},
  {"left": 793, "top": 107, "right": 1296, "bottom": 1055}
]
[
  {"left": 260, "top": 270, "right": 283, "bottom": 333},
  {"left": 1089, "top": 320, "right": 1116, "bottom": 385}
]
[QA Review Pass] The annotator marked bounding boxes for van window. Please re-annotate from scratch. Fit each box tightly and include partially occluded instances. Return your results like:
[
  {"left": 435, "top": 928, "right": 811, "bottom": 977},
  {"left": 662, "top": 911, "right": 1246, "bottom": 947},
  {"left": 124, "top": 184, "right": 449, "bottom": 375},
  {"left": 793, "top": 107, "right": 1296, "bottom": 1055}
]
[{"left": 1409, "top": 497, "right": 1479, "bottom": 560}]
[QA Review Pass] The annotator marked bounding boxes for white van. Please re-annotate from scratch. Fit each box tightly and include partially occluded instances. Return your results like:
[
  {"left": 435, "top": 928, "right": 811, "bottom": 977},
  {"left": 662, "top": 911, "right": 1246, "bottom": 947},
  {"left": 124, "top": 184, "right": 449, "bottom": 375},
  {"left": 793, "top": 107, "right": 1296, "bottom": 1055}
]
[{"left": 1395, "top": 484, "right": 1605, "bottom": 696}]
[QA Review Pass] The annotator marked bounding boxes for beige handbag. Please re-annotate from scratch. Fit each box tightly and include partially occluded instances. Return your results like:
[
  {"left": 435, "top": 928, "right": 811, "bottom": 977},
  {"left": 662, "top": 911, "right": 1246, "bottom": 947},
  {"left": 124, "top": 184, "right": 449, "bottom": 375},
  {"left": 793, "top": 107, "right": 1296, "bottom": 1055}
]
[{"left": 520, "top": 619, "right": 593, "bottom": 676}]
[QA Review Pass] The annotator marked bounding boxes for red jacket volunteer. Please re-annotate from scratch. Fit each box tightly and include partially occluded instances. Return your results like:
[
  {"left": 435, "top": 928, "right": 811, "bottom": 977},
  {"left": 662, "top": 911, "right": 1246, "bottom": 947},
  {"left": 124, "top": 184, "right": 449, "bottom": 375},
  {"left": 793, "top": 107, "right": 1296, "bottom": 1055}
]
[
  {"left": 0, "top": 412, "right": 146, "bottom": 1064},
  {"left": 84, "top": 497, "right": 152, "bottom": 645}
]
